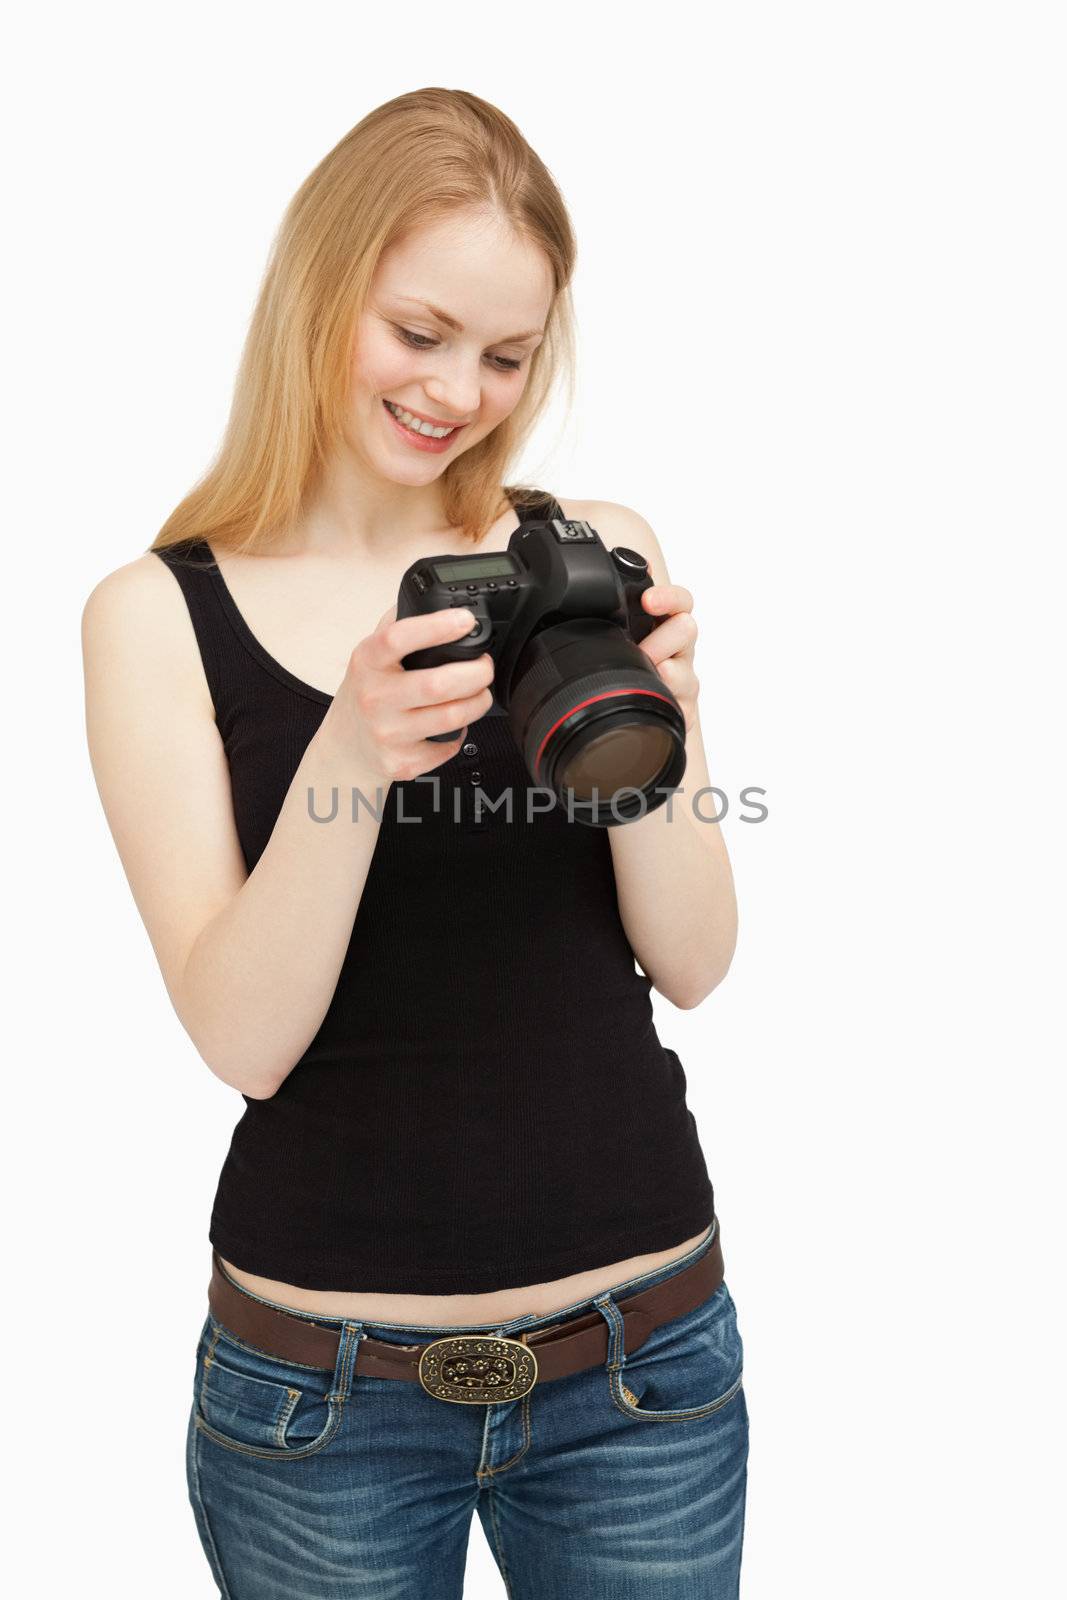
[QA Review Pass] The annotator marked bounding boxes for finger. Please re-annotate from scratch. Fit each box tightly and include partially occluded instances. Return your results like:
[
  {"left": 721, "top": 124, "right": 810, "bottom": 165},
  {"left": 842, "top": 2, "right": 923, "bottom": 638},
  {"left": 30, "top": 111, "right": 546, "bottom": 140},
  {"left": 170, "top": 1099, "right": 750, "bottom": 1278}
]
[
  {"left": 367, "top": 606, "right": 480, "bottom": 669},
  {"left": 655, "top": 654, "right": 696, "bottom": 689},
  {"left": 393, "top": 651, "right": 496, "bottom": 711},
  {"left": 401, "top": 682, "right": 497, "bottom": 741},
  {"left": 643, "top": 584, "right": 693, "bottom": 615},
  {"left": 639, "top": 612, "right": 698, "bottom": 665}
]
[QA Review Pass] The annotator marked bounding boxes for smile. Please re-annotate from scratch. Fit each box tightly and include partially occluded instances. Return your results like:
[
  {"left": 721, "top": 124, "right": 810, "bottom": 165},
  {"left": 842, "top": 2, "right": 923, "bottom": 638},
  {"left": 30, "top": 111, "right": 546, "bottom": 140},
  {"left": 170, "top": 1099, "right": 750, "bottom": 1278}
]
[{"left": 383, "top": 399, "right": 466, "bottom": 439}]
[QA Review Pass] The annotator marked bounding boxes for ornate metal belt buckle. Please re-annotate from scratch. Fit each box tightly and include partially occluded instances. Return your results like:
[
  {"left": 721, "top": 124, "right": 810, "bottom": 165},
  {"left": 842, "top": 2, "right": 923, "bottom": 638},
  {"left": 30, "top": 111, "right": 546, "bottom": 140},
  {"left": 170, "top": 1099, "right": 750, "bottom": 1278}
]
[{"left": 417, "top": 1334, "right": 538, "bottom": 1404}]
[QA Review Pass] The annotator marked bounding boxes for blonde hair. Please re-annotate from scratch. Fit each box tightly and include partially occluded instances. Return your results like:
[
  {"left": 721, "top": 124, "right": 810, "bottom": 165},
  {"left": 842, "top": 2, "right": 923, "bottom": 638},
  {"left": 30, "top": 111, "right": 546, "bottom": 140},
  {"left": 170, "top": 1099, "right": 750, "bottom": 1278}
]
[{"left": 150, "top": 88, "right": 578, "bottom": 557}]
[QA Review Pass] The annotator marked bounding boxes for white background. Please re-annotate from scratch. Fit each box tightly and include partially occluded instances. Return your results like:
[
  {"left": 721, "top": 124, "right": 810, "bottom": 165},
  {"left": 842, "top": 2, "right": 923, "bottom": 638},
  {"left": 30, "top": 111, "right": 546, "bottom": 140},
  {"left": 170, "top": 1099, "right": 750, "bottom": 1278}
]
[{"left": 6, "top": 2, "right": 1063, "bottom": 1595}]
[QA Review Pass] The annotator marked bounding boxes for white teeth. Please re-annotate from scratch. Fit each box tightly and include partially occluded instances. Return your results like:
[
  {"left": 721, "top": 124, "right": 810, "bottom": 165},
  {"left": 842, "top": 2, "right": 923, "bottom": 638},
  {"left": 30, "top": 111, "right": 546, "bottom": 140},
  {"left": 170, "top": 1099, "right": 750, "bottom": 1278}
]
[{"left": 384, "top": 400, "right": 456, "bottom": 439}]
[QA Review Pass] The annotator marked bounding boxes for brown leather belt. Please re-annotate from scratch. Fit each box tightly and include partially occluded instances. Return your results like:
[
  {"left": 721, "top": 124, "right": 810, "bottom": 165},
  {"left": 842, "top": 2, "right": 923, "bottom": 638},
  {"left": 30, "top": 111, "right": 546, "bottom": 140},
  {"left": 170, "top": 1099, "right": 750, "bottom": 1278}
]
[{"left": 207, "top": 1224, "right": 724, "bottom": 1405}]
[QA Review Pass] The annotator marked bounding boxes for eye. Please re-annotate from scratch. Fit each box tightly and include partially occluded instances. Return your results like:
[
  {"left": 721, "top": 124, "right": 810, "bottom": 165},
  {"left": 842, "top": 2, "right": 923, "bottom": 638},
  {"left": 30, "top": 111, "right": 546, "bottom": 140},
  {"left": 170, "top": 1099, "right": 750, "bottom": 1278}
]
[
  {"left": 394, "top": 326, "right": 436, "bottom": 350},
  {"left": 393, "top": 326, "right": 524, "bottom": 372}
]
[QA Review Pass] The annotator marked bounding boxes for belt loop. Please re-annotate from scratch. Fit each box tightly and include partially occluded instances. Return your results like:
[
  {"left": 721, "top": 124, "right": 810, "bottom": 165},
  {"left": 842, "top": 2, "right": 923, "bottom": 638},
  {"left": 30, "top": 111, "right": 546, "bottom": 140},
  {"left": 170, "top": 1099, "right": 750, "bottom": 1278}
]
[
  {"left": 328, "top": 1319, "right": 365, "bottom": 1404},
  {"left": 592, "top": 1292, "right": 627, "bottom": 1374}
]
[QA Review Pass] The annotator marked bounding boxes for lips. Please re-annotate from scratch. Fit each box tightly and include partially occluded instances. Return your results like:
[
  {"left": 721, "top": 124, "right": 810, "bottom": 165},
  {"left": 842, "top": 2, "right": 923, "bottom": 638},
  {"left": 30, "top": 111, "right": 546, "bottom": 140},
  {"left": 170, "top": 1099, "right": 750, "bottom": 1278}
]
[{"left": 382, "top": 399, "right": 467, "bottom": 454}]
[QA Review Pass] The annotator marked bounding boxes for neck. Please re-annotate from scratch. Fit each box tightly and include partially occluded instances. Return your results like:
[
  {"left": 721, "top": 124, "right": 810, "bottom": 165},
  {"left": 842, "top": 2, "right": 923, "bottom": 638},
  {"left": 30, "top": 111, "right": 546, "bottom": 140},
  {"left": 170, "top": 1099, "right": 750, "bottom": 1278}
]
[{"left": 290, "top": 453, "right": 456, "bottom": 559}]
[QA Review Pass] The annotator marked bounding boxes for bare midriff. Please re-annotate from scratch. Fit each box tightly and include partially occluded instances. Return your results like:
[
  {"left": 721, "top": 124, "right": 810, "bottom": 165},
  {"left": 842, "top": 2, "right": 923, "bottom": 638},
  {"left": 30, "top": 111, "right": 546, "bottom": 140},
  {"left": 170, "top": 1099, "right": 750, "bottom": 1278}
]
[{"left": 219, "top": 1227, "right": 712, "bottom": 1326}]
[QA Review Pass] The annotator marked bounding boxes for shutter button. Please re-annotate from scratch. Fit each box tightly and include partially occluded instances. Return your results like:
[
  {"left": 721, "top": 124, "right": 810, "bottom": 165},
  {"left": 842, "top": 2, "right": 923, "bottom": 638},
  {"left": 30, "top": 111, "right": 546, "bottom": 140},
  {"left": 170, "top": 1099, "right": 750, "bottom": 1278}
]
[{"left": 462, "top": 742, "right": 478, "bottom": 757}]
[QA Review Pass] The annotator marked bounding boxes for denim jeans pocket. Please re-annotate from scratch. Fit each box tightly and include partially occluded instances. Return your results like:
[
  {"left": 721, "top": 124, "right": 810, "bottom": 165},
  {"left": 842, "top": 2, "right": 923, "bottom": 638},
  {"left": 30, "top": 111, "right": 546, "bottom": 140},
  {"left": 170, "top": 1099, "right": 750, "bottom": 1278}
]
[
  {"left": 605, "top": 1280, "right": 745, "bottom": 1423},
  {"left": 194, "top": 1313, "right": 343, "bottom": 1461}
]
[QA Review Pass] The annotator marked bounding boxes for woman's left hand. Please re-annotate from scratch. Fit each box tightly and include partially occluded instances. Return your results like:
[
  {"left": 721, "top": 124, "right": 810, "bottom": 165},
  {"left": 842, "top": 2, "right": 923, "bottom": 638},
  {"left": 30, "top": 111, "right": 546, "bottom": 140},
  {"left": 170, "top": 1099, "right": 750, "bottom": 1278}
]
[{"left": 637, "top": 585, "right": 700, "bottom": 734}]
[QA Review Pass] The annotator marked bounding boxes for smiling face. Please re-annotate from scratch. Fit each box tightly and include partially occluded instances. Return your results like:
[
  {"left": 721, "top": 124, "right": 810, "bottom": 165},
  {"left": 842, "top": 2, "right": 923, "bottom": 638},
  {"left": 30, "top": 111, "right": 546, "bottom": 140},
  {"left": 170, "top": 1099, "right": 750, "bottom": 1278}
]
[{"left": 346, "top": 207, "right": 554, "bottom": 483}]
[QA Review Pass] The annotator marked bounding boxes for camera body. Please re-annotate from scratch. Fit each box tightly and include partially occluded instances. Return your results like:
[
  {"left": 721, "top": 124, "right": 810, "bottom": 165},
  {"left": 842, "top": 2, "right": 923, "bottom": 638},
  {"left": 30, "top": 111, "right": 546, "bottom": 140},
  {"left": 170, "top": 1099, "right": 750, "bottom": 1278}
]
[
  {"left": 397, "top": 518, "right": 661, "bottom": 733},
  {"left": 397, "top": 518, "right": 687, "bottom": 823}
]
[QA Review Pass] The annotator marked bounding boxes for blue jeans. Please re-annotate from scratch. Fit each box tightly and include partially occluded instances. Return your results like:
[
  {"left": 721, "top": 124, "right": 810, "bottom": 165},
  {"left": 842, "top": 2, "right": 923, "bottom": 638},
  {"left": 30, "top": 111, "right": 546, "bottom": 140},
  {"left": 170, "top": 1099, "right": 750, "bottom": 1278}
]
[{"left": 187, "top": 1223, "right": 749, "bottom": 1597}]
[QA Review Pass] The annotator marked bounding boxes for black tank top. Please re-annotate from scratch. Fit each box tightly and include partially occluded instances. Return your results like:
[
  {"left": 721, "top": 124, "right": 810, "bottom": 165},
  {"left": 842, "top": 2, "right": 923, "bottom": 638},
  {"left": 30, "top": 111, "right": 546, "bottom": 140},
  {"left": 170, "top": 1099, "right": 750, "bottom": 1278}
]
[{"left": 155, "top": 489, "right": 714, "bottom": 1293}]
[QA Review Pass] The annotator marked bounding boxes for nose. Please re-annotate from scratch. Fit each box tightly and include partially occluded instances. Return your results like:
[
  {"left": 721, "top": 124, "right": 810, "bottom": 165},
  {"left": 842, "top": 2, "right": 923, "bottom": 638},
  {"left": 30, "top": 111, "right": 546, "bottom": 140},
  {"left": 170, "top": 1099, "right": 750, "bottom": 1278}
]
[{"left": 423, "top": 358, "right": 481, "bottom": 422}]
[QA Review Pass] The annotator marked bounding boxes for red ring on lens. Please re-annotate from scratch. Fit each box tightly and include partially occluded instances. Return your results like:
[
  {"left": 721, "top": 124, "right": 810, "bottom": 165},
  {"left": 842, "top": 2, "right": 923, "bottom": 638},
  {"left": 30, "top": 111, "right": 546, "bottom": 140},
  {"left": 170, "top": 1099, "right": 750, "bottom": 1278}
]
[{"left": 532, "top": 687, "right": 678, "bottom": 777}]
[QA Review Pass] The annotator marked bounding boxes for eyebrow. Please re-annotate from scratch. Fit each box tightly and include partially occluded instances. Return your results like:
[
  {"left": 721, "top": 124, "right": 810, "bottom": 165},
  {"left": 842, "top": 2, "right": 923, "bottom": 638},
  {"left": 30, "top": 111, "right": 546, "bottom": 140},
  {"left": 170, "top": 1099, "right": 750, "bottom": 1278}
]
[{"left": 391, "top": 296, "right": 544, "bottom": 344}]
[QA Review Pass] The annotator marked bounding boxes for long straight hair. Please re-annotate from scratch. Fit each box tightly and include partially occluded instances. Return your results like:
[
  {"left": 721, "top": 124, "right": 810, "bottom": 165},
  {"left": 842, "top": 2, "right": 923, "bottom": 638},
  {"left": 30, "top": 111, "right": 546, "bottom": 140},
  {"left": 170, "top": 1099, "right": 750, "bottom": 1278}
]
[{"left": 150, "top": 89, "right": 578, "bottom": 557}]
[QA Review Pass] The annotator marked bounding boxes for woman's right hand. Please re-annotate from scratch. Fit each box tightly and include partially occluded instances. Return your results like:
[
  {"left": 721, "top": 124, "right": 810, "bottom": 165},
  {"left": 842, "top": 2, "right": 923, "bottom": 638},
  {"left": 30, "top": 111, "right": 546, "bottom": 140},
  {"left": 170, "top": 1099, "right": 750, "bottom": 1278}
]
[{"left": 320, "top": 606, "right": 496, "bottom": 784}]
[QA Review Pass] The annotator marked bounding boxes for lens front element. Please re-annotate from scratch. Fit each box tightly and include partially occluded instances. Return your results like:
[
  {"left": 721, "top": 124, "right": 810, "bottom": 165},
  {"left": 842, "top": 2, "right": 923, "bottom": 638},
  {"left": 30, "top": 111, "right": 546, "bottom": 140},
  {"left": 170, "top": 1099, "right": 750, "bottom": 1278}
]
[{"left": 557, "top": 718, "right": 677, "bottom": 801}]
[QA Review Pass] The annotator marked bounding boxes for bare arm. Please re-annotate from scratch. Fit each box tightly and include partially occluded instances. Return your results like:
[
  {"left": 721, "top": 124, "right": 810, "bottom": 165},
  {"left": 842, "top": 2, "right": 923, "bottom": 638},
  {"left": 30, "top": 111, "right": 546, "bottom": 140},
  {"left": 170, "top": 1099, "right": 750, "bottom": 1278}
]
[
  {"left": 607, "top": 704, "right": 738, "bottom": 1009},
  {"left": 576, "top": 499, "right": 739, "bottom": 1010},
  {"left": 82, "top": 555, "right": 493, "bottom": 1098}
]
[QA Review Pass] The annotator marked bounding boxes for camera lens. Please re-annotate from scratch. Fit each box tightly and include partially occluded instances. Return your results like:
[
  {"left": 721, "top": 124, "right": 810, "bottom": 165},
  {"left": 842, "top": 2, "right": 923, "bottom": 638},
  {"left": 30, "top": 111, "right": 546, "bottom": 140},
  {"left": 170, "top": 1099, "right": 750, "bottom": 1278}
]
[
  {"left": 507, "top": 621, "right": 687, "bottom": 826},
  {"left": 557, "top": 719, "right": 677, "bottom": 800}
]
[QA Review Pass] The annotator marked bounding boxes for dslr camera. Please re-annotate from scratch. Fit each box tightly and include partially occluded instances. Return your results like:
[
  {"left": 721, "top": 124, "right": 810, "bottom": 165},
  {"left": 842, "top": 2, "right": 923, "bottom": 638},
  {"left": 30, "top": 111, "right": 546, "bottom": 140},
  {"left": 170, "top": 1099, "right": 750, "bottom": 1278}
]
[{"left": 397, "top": 518, "right": 687, "bottom": 825}]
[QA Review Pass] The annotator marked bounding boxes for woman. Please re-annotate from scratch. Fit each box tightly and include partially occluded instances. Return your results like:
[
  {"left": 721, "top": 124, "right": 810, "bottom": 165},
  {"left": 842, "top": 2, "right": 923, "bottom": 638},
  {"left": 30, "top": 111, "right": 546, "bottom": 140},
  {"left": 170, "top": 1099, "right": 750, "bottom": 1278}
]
[{"left": 82, "top": 88, "right": 748, "bottom": 1598}]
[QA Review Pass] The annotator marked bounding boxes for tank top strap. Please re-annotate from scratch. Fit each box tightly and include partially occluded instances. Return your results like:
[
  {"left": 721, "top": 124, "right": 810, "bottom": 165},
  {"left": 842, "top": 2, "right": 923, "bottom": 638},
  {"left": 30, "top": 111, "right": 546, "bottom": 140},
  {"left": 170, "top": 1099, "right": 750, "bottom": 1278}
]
[{"left": 152, "top": 538, "right": 231, "bottom": 717}]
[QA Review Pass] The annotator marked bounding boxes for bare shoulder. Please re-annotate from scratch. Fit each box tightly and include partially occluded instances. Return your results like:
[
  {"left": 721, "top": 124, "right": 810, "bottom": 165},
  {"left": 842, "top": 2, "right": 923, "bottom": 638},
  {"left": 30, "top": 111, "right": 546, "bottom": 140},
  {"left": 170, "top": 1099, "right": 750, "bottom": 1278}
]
[
  {"left": 556, "top": 496, "right": 673, "bottom": 586},
  {"left": 81, "top": 550, "right": 212, "bottom": 715},
  {"left": 82, "top": 549, "right": 182, "bottom": 636}
]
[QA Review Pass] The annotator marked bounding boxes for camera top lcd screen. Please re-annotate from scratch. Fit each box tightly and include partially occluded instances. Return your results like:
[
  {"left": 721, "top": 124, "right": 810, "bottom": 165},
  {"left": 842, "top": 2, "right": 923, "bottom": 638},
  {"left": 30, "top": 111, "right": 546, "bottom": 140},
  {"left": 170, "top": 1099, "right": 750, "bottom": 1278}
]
[{"left": 432, "top": 555, "right": 519, "bottom": 583}]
